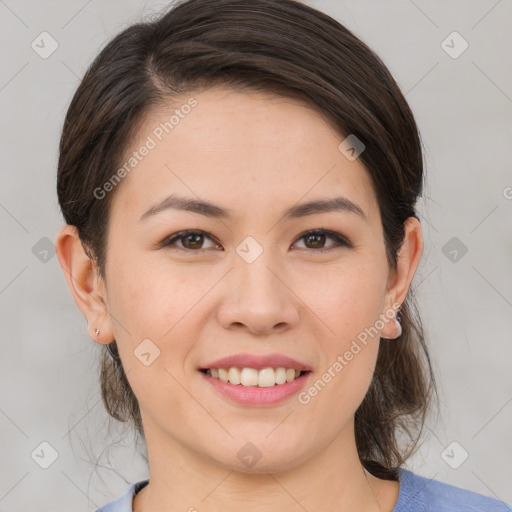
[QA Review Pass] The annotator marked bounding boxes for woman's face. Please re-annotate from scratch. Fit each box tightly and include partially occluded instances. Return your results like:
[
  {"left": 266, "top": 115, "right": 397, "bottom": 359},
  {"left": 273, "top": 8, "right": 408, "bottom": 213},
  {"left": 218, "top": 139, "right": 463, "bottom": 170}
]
[{"left": 93, "top": 87, "right": 421, "bottom": 472}]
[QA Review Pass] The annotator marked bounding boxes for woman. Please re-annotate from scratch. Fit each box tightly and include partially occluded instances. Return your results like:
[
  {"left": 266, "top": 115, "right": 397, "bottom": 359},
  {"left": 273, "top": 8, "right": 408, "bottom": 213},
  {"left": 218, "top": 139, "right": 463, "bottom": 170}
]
[{"left": 55, "top": 0, "right": 512, "bottom": 510}]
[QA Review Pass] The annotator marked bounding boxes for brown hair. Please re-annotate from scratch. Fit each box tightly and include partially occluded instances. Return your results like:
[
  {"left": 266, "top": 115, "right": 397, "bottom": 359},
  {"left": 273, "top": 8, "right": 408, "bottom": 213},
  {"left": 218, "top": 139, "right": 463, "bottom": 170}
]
[{"left": 57, "top": 0, "right": 437, "bottom": 480}]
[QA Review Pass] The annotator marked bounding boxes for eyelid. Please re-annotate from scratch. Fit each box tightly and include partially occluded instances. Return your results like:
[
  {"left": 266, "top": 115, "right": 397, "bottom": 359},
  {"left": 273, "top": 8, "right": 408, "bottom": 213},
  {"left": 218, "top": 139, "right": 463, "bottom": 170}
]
[
  {"left": 159, "top": 230, "right": 221, "bottom": 251},
  {"left": 160, "top": 228, "right": 352, "bottom": 251},
  {"left": 293, "top": 228, "right": 353, "bottom": 250}
]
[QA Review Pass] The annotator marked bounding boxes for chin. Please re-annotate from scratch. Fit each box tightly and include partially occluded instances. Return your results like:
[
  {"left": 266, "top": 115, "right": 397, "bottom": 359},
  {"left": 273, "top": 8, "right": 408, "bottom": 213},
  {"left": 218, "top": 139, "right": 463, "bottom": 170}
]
[{"left": 205, "top": 438, "right": 313, "bottom": 475}]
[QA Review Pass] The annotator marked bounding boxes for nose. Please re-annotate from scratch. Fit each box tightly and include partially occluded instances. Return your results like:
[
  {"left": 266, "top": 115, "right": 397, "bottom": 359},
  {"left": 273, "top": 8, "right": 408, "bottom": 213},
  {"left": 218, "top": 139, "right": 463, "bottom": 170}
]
[{"left": 216, "top": 252, "right": 300, "bottom": 336}]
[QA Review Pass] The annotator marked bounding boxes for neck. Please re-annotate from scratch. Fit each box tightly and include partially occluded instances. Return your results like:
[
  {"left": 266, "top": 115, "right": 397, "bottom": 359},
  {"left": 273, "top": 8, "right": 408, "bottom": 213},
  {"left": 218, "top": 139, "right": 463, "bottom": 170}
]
[{"left": 133, "top": 418, "right": 398, "bottom": 512}]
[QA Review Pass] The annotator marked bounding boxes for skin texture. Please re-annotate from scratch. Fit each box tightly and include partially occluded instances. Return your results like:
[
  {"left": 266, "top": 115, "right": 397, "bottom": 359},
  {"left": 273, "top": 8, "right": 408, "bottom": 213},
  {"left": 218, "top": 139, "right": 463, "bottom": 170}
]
[{"left": 56, "top": 87, "right": 423, "bottom": 511}]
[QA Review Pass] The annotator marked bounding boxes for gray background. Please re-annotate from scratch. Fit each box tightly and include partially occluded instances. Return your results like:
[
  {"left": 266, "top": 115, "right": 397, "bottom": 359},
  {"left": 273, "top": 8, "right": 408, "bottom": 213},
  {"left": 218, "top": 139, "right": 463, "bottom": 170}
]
[{"left": 0, "top": 0, "right": 511, "bottom": 510}]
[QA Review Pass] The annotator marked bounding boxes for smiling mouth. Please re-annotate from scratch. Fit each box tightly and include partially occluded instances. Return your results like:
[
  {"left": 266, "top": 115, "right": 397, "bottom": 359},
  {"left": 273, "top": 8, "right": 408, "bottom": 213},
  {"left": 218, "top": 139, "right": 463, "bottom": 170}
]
[{"left": 198, "top": 367, "right": 311, "bottom": 387}]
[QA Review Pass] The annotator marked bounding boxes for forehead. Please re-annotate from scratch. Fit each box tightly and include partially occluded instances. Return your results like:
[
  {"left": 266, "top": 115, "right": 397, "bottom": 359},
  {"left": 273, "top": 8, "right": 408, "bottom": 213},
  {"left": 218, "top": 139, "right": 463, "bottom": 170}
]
[{"left": 109, "top": 87, "right": 379, "bottom": 224}]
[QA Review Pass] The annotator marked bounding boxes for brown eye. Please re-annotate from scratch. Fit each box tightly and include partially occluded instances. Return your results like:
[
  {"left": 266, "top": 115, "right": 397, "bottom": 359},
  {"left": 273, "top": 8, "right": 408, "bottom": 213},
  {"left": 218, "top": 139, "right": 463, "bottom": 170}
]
[
  {"left": 160, "top": 228, "right": 351, "bottom": 253},
  {"left": 293, "top": 229, "right": 351, "bottom": 252},
  {"left": 162, "top": 230, "right": 219, "bottom": 251},
  {"left": 181, "top": 233, "right": 205, "bottom": 250},
  {"left": 303, "top": 232, "right": 327, "bottom": 249}
]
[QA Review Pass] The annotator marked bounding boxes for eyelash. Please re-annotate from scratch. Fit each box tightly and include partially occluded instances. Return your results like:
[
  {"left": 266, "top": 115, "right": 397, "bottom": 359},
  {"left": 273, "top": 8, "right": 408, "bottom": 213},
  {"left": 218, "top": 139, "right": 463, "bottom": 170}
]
[{"left": 160, "top": 229, "right": 352, "bottom": 253}]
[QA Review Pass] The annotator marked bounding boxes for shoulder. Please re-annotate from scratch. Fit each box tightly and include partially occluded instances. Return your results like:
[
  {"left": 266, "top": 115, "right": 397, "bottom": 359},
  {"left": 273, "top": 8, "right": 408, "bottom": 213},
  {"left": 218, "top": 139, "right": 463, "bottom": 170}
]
[
  {"left": 95, "top": 479, "right": 150, "bottom": 512},
  {"left": 394, "top": 468, "right": 512, "bottom": 512}
]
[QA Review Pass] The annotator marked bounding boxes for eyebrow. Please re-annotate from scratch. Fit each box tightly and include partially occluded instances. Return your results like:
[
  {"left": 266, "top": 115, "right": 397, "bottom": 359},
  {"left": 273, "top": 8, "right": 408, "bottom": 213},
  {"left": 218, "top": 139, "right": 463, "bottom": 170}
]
[{"left": 139, "top": 194, "right": 367, "bottom": 222}]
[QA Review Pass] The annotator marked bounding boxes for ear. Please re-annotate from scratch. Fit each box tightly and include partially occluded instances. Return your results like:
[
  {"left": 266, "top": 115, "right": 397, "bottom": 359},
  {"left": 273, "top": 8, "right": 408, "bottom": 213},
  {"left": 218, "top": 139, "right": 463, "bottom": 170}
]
[
  {"left": 55, "top": 224, "right": 114, "bottom": 345},
  {"left": 379, "top": 216, "right": 423, "bottom": 338}
]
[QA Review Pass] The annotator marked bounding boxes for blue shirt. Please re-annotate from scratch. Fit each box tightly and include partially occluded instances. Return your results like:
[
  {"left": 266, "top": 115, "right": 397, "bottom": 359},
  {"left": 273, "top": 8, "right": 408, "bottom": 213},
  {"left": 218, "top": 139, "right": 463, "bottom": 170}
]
[{"left": 95, "top": 468, "right": 512, "bottom": 511}]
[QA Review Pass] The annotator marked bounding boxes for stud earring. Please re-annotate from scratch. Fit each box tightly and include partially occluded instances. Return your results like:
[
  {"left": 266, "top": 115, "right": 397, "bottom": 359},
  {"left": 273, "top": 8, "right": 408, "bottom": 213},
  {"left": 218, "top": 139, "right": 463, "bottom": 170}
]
[{"left": 95, "top": 328, "right": 100, "bottom": 336}]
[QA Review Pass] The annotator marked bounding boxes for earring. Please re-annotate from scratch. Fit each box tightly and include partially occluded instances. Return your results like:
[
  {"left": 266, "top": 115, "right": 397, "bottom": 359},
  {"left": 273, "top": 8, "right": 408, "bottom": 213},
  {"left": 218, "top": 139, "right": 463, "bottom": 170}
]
[
  {"left": 394, "top": 317, "right": 402, "bottom": 338},
  {"left": 395, "top": 305, "right": 402, "bottom": 338},
  {"left": 95, "top": 328, "right": 100, "bottom": 336},
  {"left": 382, "top": 305, "right": 402, "bottom": 340}
]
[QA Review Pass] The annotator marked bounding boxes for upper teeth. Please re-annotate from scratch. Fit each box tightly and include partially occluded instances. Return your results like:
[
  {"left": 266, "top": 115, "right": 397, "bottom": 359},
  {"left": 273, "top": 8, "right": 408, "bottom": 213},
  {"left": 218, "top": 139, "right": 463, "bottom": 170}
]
[{"left": 206, "top": 367, "right": 302, "bottom": 387}]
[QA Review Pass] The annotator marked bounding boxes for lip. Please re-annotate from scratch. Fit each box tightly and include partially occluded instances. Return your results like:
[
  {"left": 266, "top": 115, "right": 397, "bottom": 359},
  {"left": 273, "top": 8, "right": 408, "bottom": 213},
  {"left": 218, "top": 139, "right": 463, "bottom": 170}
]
[
  {"left": 199, "top": 370, "right": 313, "bottom": 406},
  {"left": 199, "top": 352, "right": 313, "bottom": 372}
]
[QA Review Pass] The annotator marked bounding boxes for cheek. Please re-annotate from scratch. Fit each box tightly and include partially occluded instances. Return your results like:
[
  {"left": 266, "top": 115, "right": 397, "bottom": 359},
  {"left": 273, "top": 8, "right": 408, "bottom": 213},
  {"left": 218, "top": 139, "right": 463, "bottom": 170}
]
[
  {"left": 105, "top": 256, "right": 223, "bottom": 398},
  {"left": 296, "top": 260, "right": 385, "bottom": 400},
  {"left": 297, "top": 259, "right": 387, "bottom": 339},
  {"left": 106, "top": 260, "right": 205, "bottom": 411},
  {"left": 106, "top": 252, "right": 200, "bottom": 335}
]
